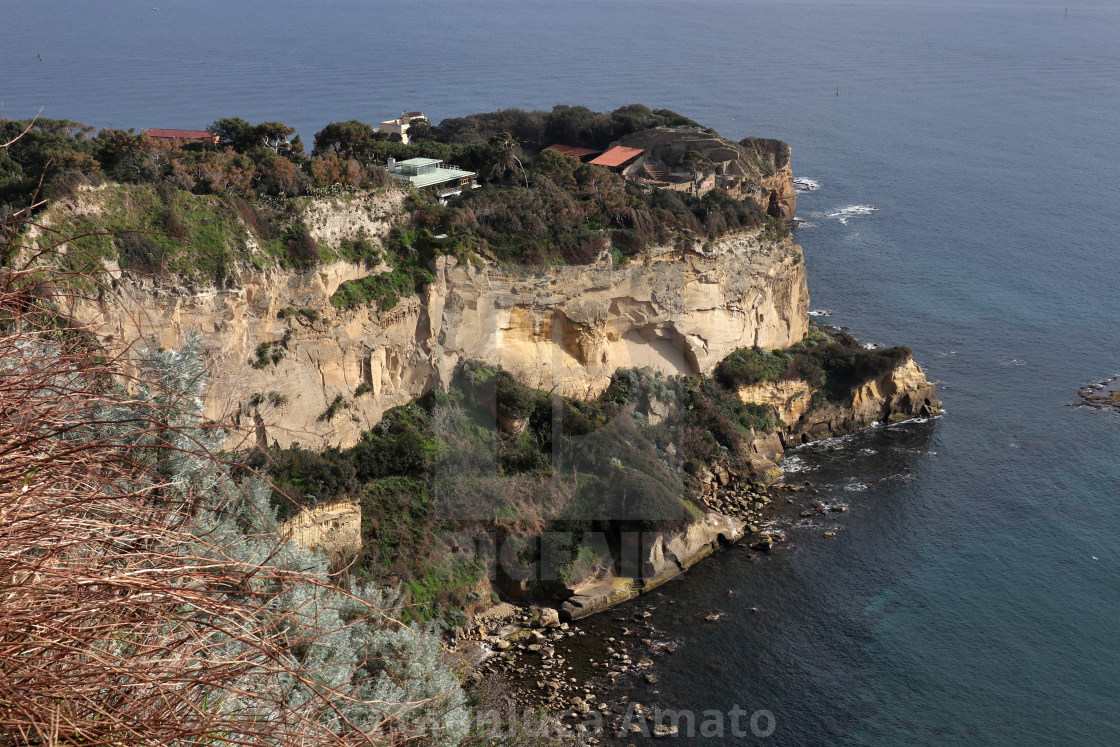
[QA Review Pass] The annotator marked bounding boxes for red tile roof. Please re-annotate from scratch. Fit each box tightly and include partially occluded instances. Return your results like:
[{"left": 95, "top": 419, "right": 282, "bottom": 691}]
[
  {"left": 589, "top": 146, "right": 644, "bottom": 168},
  {"left": 544, "top": 144, "right": 601, "bottom": 159},
  {"left": 144, "top": 128, "right": 217, "bottom": 141}
]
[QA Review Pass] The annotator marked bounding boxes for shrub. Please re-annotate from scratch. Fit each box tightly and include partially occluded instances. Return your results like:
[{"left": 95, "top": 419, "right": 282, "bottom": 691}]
[
  {"left": 348, "top": 406, "right": 436, "bottom": 480},
  {"left": 494, "top": 369, "right": 538, "bottom": 421},
  {"left": 283, "top": 224, "right": 319, "bottom": 269},
  {"left": 317, "top": 394, "right": 349, "bottom": 422},
  {"left": 738, "top": 401, "right": 780, "bottom": 432},
  {"left": 782, "top": 352, "right": 824, "bottom": 386},
  {"left": 335, "top": 236, "right": 380, "bottom": 265},
  {"left": 277, "top": 306, "right": 319, "bottom": 322},
  {"left": 814, "top": 341, "right": 912, "bottom": 401},
  {"left": 250, "top": 330, "right": 291, "bottom": 369},
  {"left": 331, "top": 266, "right": 426, "bottom": 311},
  {"left": 117, "top": 231, "right": 169, "bottom": 275},
  {"left": 714, "top": 347, "right": 785, "bottom": 388}
]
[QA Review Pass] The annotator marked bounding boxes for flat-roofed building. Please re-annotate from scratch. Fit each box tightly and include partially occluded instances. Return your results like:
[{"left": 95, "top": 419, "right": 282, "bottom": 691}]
[{"left": 385, "top": 157, "right": 478, "bottom": 202}]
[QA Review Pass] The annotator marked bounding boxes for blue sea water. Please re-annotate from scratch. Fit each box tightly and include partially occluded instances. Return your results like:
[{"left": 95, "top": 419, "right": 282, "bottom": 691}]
[{"left": 5, "top": 1, "right": 1120, "bottom": 742}]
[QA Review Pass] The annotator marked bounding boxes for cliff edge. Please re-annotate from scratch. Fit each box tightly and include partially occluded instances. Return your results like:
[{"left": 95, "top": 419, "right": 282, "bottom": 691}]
[{"left": 71, "top": 191, "right": 808, "bottom": 449}]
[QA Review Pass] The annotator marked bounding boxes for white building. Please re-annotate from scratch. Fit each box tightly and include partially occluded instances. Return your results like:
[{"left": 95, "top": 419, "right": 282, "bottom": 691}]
[
  {"left": 385, "top": 157, "right": 479, "bottom": 203},
  {"left": 379, "top": 111, "right": 428, "bottom": 145}
]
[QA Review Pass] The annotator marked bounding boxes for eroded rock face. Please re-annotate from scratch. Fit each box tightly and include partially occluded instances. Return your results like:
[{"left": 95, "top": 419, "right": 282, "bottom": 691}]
[
  {"left": 302, "top": 190, "right": 406, "bottom": 249},
  {"left": 76, "top": 220, "right": 808, "bottom": 449},
  {"left": 737, "top": 356, "right": 941, "bottom": 474},
  {"left": 744, "top": 138, "right": 798, "bottom": 221},
  {"left": 848, "top": 357, "right": 940, "bottom": 425},
  {"left": 281, "top": 500, "right": 362, "bottom": 554},
  {"left": 558, "top": 514, "right": 745, "bottom": 621},
  {"left": 438, "top": 234, "right": 808, "bottom": 399},
  {"left": 738, "top": 379, "right": 815, "bottom": 426}
]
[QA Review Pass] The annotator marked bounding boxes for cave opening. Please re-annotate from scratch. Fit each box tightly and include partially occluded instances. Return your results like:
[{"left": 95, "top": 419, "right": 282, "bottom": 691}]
[{"left": 767, "top": 191, "right": 782, "bottom": 218}]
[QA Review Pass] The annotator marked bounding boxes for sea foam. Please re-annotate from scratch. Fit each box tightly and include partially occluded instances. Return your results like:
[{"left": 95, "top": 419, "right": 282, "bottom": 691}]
[{"left": 827, "top": 205, "right": 878, "bottom": 224}]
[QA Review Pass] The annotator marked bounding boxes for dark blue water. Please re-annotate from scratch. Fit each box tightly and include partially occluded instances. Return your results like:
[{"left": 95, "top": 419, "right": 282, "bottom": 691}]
[{"left": 6, "top": 1, "right": 1120, "bottom": 742}]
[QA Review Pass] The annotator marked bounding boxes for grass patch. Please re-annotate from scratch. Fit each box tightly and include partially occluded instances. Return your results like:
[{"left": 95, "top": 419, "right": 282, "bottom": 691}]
[
  {"left": 319, "top": 236, "right": 382, "bottom": 266},
  {"left": 714, "top": 347, "right": 786, "bottom": 388},
  {"left": 329, "top": 226, "right": 465, "bottom": 311},
  {"left": 42, "top": 184, "right": 256, "bottom": 285}
]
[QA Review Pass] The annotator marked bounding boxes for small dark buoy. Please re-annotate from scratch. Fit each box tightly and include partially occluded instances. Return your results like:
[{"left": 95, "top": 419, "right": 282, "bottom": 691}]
[{"left": 836, "top": 87, "right": 839, "bottom": 96}]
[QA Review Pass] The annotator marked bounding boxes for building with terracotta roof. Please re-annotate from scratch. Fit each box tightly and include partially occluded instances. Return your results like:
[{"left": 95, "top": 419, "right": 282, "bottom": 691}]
[
  {"left": 588, "top": 146, "right": 645, "bottom": 172},
  {"left": 543, "top": 144, "right": 601, "bottom": 161},
  {"left": 142, "top": 128, "right": 219, "bottom": 145}
]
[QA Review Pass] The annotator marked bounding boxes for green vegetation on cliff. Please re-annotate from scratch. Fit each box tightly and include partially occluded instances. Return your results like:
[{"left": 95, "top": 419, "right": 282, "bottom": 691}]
[
  {"left": 715, "top": 324, "right": 912, "bottom": 402},
  {"left": 8, "top": 107, "right": 790, "bottom": 297},
  {"left": 246, "top": 323, "right": 913, "bottom": 623},
  {"left": 329, "top": 225, "right": 479, "bottom": 311}
]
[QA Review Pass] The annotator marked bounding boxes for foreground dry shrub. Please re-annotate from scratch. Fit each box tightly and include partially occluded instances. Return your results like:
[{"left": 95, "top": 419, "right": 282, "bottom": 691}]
[{"left": 0, "top": 210, "right": 467, "bottom": 745}]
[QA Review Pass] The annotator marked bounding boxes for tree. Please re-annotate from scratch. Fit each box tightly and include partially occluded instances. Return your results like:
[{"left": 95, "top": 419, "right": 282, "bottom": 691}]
[
  {"left": 483, "top": 132, "right": 525, "bottom": 186},
  {"left": 529, "top": 148, "right": 579, "bottom": 191},
  {"left": 313, "top": 120, "right": 380, "bottom": 160},
  {"left": 543, "top": 105, "right": 608, "bottom": 149},
  {"left": 208, "top": 118, "right": 300, "bottom": 158},
  {"left": 311, "top": 153, "right": 364, "bottom": 188},
  {"left": 255, "top": 153, "right": 311, "bottom": 196},
  {"left": 254, "top": 121, "right": 298, "bottom": 155},
  {"left": 404, "top": 117, "right": 433, "bottom": 142},
  {"left": 209, "top": 116, "right": 256, "bottom": 151}
]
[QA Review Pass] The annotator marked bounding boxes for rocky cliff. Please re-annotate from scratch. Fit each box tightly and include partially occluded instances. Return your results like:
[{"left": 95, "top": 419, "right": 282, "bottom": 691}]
[
  {"left": 555, "top": 356, "right": 941, "bottom": 621},
  {"left": 739, "top": 356, "right": 941, "bottom": 448},
  {"left": 72, "top": 192, "right": 809, "bottom": 449},
  {"left": 282, "top": 500, "right": 362, "bottom": 555},
  {"left": 51, "top": 181, "right": 941, "bottom": 625}
]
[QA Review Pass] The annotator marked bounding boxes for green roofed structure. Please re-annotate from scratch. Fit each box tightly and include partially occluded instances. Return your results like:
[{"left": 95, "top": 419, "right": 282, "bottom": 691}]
[{"left": 386, "top": 157, "right": 479, "bottom": 201}]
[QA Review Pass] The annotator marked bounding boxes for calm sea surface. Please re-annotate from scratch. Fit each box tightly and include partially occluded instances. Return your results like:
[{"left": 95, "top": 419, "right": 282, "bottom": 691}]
[{"left": 6, "top": 1, "right": 1120, "bottom": 742}]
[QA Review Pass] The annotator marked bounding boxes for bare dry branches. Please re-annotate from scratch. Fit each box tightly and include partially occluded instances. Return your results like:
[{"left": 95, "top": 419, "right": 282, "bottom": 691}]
[
  {"left": 0, "top": 108, "right": 42, "bottom": 150},
  {"left": 0, "top": 214, "right": 465, "bottom": 745}
]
